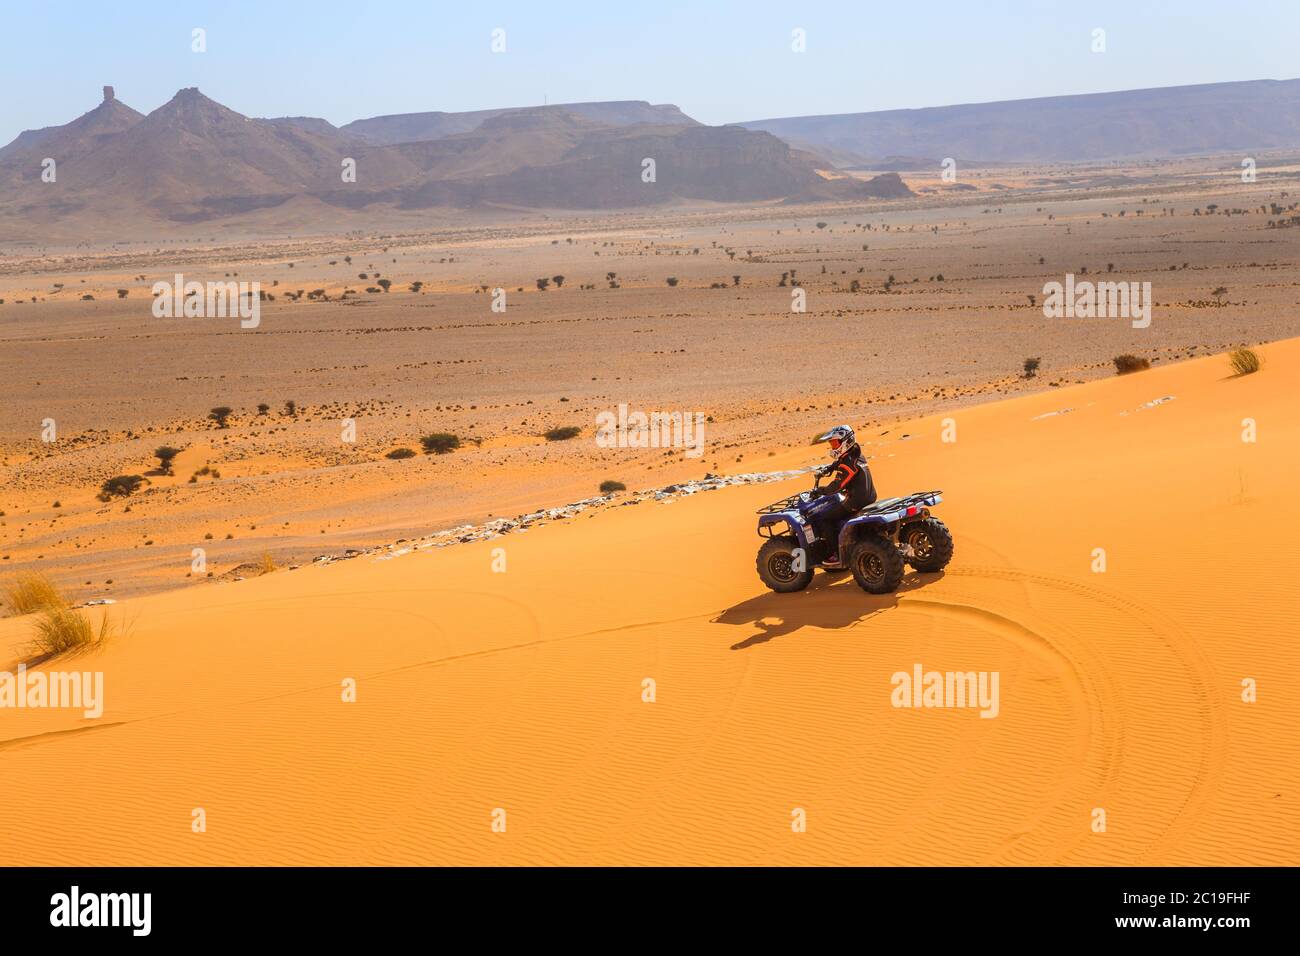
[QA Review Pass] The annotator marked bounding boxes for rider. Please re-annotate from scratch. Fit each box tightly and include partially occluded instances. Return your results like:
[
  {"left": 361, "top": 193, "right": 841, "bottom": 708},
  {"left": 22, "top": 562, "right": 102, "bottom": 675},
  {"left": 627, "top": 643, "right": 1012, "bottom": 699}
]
[{"left": 809, "top": 425, "right": 877, "bottom": 563}]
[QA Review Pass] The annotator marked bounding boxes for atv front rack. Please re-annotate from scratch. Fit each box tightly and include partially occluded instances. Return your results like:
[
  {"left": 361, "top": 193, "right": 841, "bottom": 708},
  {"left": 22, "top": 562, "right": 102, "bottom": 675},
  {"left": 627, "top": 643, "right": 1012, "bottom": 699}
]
[{"left": 756, "top": 493, "right": 807, "bottom": 515}]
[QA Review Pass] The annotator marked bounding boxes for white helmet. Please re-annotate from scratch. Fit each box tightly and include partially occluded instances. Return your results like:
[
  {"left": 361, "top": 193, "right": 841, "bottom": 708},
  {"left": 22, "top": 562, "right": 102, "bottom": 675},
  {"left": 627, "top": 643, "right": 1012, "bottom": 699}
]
[{"left": 817, "top": 424, "right": 855, "bottom": 460}]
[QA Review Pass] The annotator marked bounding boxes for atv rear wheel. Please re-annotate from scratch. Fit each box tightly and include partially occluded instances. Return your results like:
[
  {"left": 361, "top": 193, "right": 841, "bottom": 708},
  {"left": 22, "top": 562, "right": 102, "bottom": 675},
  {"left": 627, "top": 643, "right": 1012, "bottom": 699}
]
[
  {"left": 899, "top": 517, "right": 954, "bottom": 573},
  {"left": 756, "top": 535, "right": 814, "bottom": 593},
  {"left": 849, "top": 535, "right": 905, "bottom": 594}
]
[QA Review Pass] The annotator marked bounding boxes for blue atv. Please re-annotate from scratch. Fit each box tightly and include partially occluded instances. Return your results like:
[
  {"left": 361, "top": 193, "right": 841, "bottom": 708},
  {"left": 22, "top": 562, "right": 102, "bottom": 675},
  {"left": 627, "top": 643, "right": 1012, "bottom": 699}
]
[{"left": 755, "top": 471, "right": 953, "bottom": 594}]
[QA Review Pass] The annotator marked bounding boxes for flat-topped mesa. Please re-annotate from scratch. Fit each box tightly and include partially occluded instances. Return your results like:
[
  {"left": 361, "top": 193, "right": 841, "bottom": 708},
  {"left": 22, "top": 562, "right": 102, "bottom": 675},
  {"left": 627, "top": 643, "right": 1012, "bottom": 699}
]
[{"left": 103, "top": 85, "right": 115, "bottom": 103}]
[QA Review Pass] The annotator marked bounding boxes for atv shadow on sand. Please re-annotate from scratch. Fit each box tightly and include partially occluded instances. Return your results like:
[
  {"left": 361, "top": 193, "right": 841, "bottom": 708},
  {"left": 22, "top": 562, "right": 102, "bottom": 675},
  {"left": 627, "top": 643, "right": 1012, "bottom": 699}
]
[{"left": 713, "top": 569, "right": 943, "bottom": 651}]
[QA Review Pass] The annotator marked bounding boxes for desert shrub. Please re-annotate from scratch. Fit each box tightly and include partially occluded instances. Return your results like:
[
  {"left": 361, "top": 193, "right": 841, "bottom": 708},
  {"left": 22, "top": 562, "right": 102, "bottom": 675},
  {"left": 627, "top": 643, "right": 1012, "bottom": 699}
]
[
  {"left": 420, "top": 433, "right": 460, "bottom": 455},
  {"left": 209, "top": 406, "right": 233, "bottom": 427},
  {"left": 1229, "top": 347, "right": 1261, "bottom": 376},
  {"left": 1113, "top": 354, "right": 1150, "bottom": 375},
  {"left": 258, "top": 552, "right": 276, "bottom": 575},
  {"left": 666, "top": 277, "right": 679, "bottom": 287},
  {"left": 257, "top": 403, "right": 270, "bottom": 415},
  {"left": 284, "top": 400, "right": 297, "bottom": 416},
  {"left": 386, "top": 447, "right": 417, "bottom": 459},
  {"left": 154, "top": 445, "right": 182, "bottom": 473},
  {"left": 377, "top": 279, "right": 392, "bottom": 292},
  {"left": 27, "top": 606, "right": 110, "bottom": 658},
  {"left": 99, "top": 474, "right": 145, "bottom": 499},
  {"left": 599, "top": 480, "right": 626, "bottom": 493},
  {"left": 4, "top": 571, "right": 65, "bottom": 616},
  {"left": 117, "top": 289, "right": 129, "bottom": 298},
  {"left": 1023, "top": 357, "right": 1041, "bottom": 378},
  {"left": 543, "top": 426, "right": 581, "bottom": 441}
]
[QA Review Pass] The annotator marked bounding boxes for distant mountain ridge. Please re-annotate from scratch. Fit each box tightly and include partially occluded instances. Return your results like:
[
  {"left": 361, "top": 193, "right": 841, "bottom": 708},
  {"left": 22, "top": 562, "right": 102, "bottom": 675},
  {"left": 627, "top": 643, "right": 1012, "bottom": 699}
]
[
  {"left": 0, "top": 88, "right": 902, "bottom": 223},
  {"left": 0, "top": 87, "right": 143, "bottom": 174},
  {"left": 339, "top": 100, "right": 699, "bottom": 145},
  {"left": 742, "top": 78, "right": 1300, "bottom": 165}
]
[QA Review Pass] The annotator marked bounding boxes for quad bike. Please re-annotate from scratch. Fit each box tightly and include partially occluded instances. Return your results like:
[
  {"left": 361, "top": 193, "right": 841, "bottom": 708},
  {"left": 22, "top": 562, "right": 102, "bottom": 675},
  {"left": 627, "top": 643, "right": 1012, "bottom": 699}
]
[{"left": 754, "top": 471, "right": 953, "bottom": 594}]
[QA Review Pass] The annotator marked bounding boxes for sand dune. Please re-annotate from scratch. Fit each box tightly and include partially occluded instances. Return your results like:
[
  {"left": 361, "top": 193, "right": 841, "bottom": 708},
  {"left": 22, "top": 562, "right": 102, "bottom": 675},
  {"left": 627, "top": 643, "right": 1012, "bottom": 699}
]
[{"left": 1, "top": 339, "right": 1297, "bottom": 865}]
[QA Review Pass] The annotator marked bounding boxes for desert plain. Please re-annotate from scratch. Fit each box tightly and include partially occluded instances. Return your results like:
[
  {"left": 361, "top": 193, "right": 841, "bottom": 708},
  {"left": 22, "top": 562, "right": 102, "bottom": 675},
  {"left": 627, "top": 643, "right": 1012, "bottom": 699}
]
[{"left": 1, "top": 156, "right": 1299, "bottom": 864}]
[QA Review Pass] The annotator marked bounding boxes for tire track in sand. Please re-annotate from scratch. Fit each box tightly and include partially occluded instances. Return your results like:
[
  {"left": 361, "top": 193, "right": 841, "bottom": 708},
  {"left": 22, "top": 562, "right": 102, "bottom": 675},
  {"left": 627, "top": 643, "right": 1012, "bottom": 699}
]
[{"left": 942, "top": 564, "right": 1229, "bottom": 863}]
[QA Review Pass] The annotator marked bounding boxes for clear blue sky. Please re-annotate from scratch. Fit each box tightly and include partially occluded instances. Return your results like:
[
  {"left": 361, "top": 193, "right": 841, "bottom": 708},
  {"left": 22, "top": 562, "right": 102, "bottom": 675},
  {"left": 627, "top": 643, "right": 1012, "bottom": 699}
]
[{"left": 3, "top": 0, "right": 1297, "bottom": 143}]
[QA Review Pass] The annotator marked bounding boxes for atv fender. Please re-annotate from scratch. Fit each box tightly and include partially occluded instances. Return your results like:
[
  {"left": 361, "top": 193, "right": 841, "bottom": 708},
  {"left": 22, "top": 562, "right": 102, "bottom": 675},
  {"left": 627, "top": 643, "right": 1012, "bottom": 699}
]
[
  {"left": 835, "top": 492, "right": 943, "bottom": 557},
  {"left": 757, "top": 511, "right": 817, "bottom": 551}
]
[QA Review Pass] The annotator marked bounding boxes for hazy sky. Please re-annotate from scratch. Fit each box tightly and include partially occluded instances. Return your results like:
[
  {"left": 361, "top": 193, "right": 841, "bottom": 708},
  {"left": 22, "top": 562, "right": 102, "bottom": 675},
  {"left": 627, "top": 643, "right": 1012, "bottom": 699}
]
[{"left": 3, "top": 0, "right": 1297, "bottom": 143}]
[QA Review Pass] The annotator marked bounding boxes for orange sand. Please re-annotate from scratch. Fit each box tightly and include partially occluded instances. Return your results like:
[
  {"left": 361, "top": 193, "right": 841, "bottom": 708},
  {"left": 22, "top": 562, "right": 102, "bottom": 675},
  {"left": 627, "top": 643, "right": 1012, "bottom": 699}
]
[{"left": 1, "top": 340, "right": 1296, "bottom": 865}]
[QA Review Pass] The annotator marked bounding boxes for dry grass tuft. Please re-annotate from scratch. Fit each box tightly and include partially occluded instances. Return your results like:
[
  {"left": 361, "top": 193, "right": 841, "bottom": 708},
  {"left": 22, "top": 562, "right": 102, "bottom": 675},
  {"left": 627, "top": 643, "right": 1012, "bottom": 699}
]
[
  {"left": 1113, "top": 354, "right": 1151, "bottom": 375},
  {"left": 26, "top": 606, "right": 111, "bottom": 659},
  {"left": 4, "top": 571, "right": 66, "bottom": 616},
  {"left": 1228, "top": 347, "right": 1261, "bottom": 376}
]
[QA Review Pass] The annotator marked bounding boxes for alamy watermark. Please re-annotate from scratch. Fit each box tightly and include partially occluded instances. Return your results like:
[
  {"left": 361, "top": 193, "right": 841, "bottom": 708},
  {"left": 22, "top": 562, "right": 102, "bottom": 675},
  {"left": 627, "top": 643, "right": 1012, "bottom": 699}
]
[
  {"left": 152, "top": 273, "right": 261, "bottom": 328},
  {"left": 0, "top": 663, "right": 103, "bottom": 718},
  {"left": 1042, "top": 273, "right": 1151, "bottom": 328},
  {"left": 50, "top": 886, "right": 150, "bottom": 936},
  {"left": 890, "top": 663, "right": 1000, "bottom": 718},
  {"left": 595, "top": 404, "right": 706, "bottom": 458}
]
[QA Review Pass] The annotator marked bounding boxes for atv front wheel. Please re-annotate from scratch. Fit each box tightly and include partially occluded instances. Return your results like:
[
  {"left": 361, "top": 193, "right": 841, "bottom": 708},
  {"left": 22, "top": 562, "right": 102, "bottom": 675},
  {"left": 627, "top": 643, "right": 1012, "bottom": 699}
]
[
  {"left": 849, "top": 536, "right": 904, "bottom": 594},
  {"left": 899, "top": 518, "right": 954, "bottom": 573},
  {"left": 756, "top": 535, "right": 814, "bottom": 593}
]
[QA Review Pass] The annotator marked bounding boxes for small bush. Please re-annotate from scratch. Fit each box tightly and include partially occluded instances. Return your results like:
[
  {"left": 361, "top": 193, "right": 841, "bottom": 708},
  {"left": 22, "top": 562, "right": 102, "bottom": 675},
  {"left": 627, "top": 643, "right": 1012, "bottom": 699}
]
[
  {"left": 421, "top": 433, "right": 460, "bottom": 455},
  {"left": 599, "top": 480, "right": 626, "bottom": 493},
  {"left": 4, "top": 571, "right": 65, "bottom": 616},
  {"left": 154, "top": 445, "right": 183, "bottom": 473},
  {"left": 258, "top": 552, "right": 276, "bottom": 575},
  {"left": 386, "top": 447, "right": 417, "bottom": 459},
  {"left": 543, "top": 426, "right": 581, "bottom": 441},
  {"left": 209, "top": 406, "right": 233, "bottom": 427},
  {"left": 1229, "top": 347, "right": 1261, "bottom": 376},
  {"left": 1113, "top": 354, "right": 1150, "bottom": 375},
  {"left": 1023, "top": 357, "right": 1041, "bottom": 378},
  {"left": 99, "top": 474, "right": 145, "bottom": 499}
]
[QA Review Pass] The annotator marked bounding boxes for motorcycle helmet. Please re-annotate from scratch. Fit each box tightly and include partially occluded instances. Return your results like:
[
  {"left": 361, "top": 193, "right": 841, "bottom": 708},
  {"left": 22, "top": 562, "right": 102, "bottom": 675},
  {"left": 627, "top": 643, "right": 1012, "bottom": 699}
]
[{"left": 817, "top": 424, "right": 856, "bottom": 460}]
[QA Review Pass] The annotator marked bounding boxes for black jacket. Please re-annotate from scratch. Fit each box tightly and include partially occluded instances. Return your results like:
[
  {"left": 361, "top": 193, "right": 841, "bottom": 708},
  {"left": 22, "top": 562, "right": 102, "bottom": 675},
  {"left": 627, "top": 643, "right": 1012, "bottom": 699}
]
[{"left": 821, "top": 444, "right": 876, "bottom": 512}]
